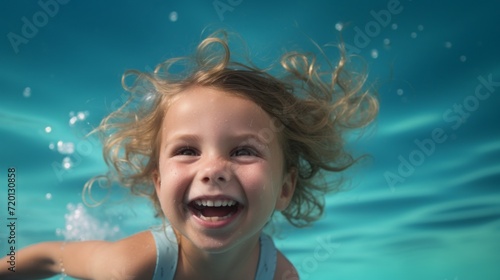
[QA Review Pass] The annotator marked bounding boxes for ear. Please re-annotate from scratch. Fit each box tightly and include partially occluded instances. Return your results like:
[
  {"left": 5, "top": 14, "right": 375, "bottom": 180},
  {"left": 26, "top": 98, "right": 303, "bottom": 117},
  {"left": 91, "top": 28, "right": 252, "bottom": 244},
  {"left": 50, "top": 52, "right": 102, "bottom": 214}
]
[
  {"left": 275, "top": 168, "right": 297, "bottom": 211},
  {"left": 152, "top": 170, "right": 161, "bottom": 194}
]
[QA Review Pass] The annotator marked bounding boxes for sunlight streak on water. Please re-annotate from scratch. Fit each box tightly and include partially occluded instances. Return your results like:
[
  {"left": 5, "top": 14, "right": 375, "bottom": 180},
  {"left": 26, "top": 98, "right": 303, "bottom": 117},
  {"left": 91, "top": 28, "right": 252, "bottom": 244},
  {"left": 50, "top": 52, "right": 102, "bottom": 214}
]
[{"left": 379, "top": 113, "right": 441, "bottom": 136}]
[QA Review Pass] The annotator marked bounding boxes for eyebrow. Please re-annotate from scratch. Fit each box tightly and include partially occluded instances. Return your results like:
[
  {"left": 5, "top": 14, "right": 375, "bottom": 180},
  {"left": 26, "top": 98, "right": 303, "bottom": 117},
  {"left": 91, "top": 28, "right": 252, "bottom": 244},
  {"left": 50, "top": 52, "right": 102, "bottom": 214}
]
[
  {"left": 164, "top": 132, "right": 270, "bottom": 147},
  {"left": 231, "top": 133, "right": 270, "bottom": 148},
  {"left": 163, "top": 134, "right": 202, "bottom": 148},
  {"left": 165, "top": 133, "right": 201, "bottom": 143}
]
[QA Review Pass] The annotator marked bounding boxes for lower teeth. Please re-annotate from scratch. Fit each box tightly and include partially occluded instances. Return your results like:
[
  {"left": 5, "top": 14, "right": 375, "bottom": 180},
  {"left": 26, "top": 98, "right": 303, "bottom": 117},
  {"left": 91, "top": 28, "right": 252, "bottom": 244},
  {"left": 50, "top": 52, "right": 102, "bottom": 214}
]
[{"left": 198, "top": 212, "right": 234, "bottom": 222}]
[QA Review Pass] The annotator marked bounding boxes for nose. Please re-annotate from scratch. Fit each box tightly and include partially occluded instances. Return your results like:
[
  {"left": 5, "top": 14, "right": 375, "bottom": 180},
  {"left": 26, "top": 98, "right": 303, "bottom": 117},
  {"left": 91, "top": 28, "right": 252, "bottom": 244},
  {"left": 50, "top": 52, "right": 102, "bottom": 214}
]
[{"left": 199, "top": 156, "right": 232, "bottom": 186}]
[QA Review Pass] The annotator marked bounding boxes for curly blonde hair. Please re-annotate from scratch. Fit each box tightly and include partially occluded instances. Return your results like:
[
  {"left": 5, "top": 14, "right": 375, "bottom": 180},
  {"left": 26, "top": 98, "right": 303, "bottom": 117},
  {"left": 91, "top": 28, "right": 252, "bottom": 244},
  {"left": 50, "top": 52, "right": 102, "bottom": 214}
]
[{"left": 84, "top": 31, "right": 378, "bottom": 228}]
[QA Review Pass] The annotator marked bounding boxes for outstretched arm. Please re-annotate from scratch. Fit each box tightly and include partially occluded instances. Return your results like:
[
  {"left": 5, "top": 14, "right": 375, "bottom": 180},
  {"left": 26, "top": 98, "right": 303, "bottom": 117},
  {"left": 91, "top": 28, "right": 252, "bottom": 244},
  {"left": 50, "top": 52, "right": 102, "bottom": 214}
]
[
  {"left": 0, "top": 240, "right": 111, "bottom": 279},
  {"left": 0, "top": 231, "right": 156, "bottom": 280},
  {"left": 0, "top": 241, "right": 65, "bottom": 279}
]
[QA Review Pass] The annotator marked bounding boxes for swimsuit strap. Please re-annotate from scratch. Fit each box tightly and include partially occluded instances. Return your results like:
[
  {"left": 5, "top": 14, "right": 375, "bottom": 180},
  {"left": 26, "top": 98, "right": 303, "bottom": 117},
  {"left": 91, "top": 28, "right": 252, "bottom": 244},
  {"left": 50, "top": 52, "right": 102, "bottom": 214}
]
[
  {"left": 151, "top": 225, "right": 178, "bottom": 280},
  {"left": 151, "top": 226, "right": 277, "bottom": 280},
  {"left": 255, "top": 233, "right": 277, "bottom": 280}
]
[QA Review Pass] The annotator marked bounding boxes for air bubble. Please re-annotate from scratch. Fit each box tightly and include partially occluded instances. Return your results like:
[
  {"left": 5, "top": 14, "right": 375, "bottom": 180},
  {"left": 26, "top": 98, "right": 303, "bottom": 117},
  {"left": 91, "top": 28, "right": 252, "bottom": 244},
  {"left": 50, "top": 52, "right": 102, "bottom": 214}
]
[
  {"left": 45, "top": 126, "right": 52, "bottom": 133},
  {"left": 45, "top": 193, "right": 52, "bottom": 200},
  {"left": 62, "top": 157, "right": 73, "bottom": 170},
  {"left": 335, "top": 22, "right": 343, "bottom": 31},
  {"left": 391, "top": 23, "right": 398, "bottom": 30},
  {"left": 69, "top": 116, "right": 78, "bottom": 126},
  {"left": 23, "top": 87, "right": 32, "bottom": 98},
  {"left": 445, "top": 41, "right": 452, "bottom": 48},
  {"left": 370, "top": 49, "right": 379, "bottom": 59},
  {"left": 397, "top": 89, "right": 404, "bottom": 96},
  {"left": 169, "top": 11, "right": 178, "bottom": 22},
  {"left": 411, "top": 32, "right": 417, "bottom": 39},
  {"left": 77, "top": 112, "right": 86, "bottom": 120},
  {"left": 383, "top": 38, "right": 391, "bottom": 45},
  {"left": 417, "top": 25, "right": 424, "bottom": 31},
  {"left": 460, "top": 55, "right": 467, "bottom": 62}
]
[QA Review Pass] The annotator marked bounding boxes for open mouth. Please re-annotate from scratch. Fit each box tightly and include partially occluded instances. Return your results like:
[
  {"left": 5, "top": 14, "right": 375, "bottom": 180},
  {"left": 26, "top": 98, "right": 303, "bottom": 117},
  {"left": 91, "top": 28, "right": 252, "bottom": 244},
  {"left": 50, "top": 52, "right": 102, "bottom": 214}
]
[{"left": 188, "top": 199, "right": 242, "bottom": 222}]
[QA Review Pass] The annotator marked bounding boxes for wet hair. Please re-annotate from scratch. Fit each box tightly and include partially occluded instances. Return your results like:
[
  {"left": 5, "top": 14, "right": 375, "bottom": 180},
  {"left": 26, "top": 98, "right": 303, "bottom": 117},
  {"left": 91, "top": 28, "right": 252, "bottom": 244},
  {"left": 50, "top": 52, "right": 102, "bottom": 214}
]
[{"left": 84, "top": 30, "right": 378, "bottom": 228}]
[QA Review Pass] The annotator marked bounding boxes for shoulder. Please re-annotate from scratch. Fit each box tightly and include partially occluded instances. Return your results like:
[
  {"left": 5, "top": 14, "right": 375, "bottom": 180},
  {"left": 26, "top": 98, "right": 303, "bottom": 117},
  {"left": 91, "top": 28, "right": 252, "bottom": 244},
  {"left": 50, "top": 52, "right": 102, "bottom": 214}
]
[
  {"left": 94, "top": 230, "right": 157, "bottom": 280},
  {"left": 274, "top": 250, "right": 299, "bottom": 280}
]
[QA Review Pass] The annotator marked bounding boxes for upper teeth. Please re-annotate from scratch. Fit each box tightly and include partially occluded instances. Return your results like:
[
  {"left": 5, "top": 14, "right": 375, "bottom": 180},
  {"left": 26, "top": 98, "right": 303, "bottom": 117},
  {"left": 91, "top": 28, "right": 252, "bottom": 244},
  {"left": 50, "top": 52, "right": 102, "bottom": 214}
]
[{"left": 194, "top": 199, "right": 237, "bottom": 207}]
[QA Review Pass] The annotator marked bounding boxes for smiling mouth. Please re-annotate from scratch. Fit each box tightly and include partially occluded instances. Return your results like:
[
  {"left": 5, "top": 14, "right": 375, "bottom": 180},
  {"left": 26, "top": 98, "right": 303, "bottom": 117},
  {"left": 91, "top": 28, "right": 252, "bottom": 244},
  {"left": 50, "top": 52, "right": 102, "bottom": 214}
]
[{"left": 188, "top": 199, "right": 242, "bottom": 222}]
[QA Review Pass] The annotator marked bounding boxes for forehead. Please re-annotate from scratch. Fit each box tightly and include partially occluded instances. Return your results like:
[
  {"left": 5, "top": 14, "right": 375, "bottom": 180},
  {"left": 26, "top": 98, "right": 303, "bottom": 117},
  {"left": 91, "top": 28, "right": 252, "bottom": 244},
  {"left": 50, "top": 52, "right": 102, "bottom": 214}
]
[{"left": 163, "top": 86, "right": 274, "bottom": 136}]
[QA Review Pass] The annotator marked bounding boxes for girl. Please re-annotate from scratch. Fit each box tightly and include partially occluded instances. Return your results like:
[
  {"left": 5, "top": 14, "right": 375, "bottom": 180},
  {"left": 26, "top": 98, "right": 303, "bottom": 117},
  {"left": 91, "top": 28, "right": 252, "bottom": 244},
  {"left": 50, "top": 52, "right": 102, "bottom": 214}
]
[{"left": 0, "top": 31, "right": 378, "bottom": 279}]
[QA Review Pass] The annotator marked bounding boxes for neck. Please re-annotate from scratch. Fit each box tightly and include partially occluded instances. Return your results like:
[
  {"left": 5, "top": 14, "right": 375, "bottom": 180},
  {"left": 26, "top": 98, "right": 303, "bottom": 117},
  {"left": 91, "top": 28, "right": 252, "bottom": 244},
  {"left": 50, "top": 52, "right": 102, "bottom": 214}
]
[{"left": 175, "top": 233, "right": 261, "bottom": 280}]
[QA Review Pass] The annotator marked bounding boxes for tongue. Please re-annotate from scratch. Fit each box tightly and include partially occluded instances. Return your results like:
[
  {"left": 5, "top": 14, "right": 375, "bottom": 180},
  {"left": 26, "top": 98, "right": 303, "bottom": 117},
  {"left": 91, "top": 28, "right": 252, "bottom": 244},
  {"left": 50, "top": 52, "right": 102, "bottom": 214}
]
[{"left": 200, "top": 206, "right": 235, "bottom": 217}]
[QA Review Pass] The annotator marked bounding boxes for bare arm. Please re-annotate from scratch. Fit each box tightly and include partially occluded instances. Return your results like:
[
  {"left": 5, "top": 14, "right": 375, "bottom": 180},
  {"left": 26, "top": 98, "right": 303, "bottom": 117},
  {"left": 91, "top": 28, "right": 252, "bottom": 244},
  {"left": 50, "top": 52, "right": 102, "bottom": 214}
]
[
  {"left": 0, "top": 241, "right": 65, "bottom": 279},
  {"left": 0, "top": 231, "right": 157, "bottom": 280}
]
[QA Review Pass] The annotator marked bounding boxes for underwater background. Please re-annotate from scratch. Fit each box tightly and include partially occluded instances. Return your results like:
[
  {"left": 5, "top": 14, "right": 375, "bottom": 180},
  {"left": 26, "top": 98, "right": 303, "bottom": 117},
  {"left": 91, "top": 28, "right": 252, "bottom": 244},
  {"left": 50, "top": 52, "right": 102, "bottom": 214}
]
[{"left": 1, "top": 0, "right": 499, "bottom": 279}]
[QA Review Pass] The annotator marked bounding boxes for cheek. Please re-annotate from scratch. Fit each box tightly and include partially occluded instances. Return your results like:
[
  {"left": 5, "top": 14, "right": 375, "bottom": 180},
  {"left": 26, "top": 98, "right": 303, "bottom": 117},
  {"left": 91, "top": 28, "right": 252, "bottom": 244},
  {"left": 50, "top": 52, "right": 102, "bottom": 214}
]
[
  {"left": 158, "top": 162, "right": 190, "bottom": 201},
  {"left": 157, "top": 162, "right": 193, "bottom": 222},
  {"left": 237, "top": 164, "right": 279, "bottom": 204}
]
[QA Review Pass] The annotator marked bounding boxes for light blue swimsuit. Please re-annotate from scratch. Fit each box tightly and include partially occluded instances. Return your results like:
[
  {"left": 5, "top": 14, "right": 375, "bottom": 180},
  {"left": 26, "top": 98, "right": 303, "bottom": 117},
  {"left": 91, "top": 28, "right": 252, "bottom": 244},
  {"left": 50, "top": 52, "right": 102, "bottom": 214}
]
[{"left": 150, "top": 226, "right": 277, "bottom": 280}]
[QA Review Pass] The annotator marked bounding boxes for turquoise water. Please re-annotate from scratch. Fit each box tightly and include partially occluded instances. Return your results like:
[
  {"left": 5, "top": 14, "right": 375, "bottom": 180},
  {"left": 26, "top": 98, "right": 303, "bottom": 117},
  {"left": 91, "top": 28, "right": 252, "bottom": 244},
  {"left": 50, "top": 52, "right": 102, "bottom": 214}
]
[{"left": 1, "top": 1, "right": 499, "bottom": 279}]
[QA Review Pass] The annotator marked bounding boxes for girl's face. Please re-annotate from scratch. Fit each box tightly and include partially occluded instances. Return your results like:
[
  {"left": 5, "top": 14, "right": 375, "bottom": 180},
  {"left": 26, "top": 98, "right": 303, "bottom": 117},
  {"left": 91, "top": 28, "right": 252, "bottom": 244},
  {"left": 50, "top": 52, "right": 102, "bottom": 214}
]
[{"left": 153, "top": 86, "right": 295, "bottom": 253}]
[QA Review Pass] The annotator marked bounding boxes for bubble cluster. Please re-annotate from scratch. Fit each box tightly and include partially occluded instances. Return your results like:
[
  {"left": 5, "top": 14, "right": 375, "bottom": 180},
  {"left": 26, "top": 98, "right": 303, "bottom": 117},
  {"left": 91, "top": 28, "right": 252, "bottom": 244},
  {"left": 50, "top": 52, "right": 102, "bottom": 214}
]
[
  {"left": 43, "top": 109, "right": 94, "bottom": 173},
  {"left": 57, "top": 141, "right": 74, "bottom": 155},
  {"left": 69, "top": 111, "right": 89, "bottom": 126},
  {"left": 56, "top": 203, "right": 121, "bottom": 241}
]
